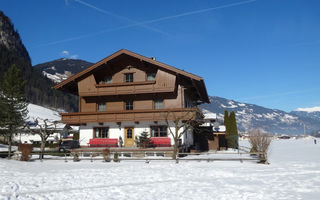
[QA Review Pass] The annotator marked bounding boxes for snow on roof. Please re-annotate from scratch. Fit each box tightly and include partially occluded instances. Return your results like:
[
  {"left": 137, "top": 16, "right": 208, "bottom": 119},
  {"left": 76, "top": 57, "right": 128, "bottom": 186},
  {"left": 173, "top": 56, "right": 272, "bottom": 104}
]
[
  {"left": 219, "top": 125, "right": 226, "bottom": 132},
  {"left": 202, "top": 109, "right": 217, "bottom": 119},
  {"left": 295, "top": 106, "right": 320, "bottom": 113},
  {"left": 213, "top": 125, "right": 226, "bottom": 132},
  {"left": 204, "top": 113, "right": 217, "bottom": 119}
]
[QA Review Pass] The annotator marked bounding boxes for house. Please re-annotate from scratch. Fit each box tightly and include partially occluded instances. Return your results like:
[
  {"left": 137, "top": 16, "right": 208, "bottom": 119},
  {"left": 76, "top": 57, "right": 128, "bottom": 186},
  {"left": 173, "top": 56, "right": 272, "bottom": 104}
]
[
  {"left": 195, "top": 111, "right": 227, "bottom": 151},
  {"left": 54, "top": 49, "right": 209, "bottom": 149}
]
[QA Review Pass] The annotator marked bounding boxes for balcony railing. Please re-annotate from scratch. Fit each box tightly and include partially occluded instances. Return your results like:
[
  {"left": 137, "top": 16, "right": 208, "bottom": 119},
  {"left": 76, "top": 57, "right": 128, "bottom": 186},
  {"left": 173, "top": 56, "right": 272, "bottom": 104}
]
[
  {"left": 60, "top": 108, "right": 198, "bottom": 125},
  {"left": 78, "top": 81, "right": 175, "bottom": 96}
]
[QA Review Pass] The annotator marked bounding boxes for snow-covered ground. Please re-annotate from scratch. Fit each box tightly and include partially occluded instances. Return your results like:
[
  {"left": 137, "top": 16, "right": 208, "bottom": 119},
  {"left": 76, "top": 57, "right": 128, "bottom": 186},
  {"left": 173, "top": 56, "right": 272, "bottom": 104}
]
[
  {"left": 1, "top": 138, "right": 320, "bottom": 200},
  {"left": 27, "top": 104, "right": 61, "bottom": 122},
  {"left": 13, "top": 104, "right": 78, "bottom": 144}
]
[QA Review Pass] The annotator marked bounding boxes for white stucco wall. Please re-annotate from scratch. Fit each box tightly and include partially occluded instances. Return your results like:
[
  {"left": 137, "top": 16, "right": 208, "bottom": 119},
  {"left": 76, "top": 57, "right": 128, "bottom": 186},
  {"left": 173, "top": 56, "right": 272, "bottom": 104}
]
[{"left": 79, "top": 121, "right": 192, "bottom": 147}]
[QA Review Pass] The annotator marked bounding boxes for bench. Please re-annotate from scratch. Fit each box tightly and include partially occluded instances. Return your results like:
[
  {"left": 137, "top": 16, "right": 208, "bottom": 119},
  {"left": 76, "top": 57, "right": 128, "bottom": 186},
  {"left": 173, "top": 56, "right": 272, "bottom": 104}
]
[
  {"left": 149, "top": 137, "right": 171, "bottom": 147},
  {"left": 88, "top": 138, "right": 118, "bottom": 147}
]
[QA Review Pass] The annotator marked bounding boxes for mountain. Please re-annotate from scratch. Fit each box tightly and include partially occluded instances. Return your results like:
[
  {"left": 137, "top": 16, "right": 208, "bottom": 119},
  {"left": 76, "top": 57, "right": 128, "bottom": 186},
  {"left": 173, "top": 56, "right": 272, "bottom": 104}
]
[
  {"left": 291, "top": 107, "right": 320, "bottom": 122},
  {"left": 34, "top": 58, "right": 93, "bottom": 83},
  {"left": 0, "top": 11, "right": 31, "bottom": 79},
  {"left": 0, "top": 10, "right": 77, "bottom": 112},
  {"left": 200, "top": 96, "right": 320, "bottom": 135},
  {"left": 0, "top": 12, "right": 30, "bottom": 63}
]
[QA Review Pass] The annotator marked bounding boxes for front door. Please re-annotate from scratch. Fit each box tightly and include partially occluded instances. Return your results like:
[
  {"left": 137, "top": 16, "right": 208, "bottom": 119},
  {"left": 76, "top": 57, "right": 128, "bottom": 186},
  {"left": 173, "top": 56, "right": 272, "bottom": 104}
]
[{"left": 124, "top": 127, "right": 134, "bottom": 147}]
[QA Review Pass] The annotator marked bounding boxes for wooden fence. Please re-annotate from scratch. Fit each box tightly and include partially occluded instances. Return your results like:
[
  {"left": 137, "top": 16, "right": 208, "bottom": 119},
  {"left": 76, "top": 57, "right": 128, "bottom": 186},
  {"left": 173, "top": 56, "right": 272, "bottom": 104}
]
[{"left": 0, "top": 148, "right": 266, "bottom": 163}]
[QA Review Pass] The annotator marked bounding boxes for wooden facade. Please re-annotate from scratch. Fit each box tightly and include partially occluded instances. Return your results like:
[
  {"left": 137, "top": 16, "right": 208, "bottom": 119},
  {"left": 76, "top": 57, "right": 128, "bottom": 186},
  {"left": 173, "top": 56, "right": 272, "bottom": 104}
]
[
  {"left": 55, "top": 49, "right": 209, "bottom": 125},
  {"left": 54, "top": 49, "right": 209, "bottom": 147},
  {"left": 60, "top": 108, "right": 197, "bottom": 125}
]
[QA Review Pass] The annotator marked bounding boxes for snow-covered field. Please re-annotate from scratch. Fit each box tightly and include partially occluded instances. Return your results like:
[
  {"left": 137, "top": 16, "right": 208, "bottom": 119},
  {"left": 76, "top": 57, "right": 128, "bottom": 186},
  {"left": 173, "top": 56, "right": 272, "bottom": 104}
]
[
  {"left": 1, "top": 138, "right": 320, "bottom": 200},
  {"left": 27, "top": 104, "right": 61, "bottom": 122}
]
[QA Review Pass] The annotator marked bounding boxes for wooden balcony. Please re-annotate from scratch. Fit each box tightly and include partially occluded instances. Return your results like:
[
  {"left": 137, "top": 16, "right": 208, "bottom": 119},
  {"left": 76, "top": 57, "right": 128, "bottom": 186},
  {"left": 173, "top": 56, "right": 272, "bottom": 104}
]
[
  {"left": 60, "top": 108, "right": 198, "bottom": 125},
  {"left": 77, "top": 70, "right": 177, "bottom": 97}
]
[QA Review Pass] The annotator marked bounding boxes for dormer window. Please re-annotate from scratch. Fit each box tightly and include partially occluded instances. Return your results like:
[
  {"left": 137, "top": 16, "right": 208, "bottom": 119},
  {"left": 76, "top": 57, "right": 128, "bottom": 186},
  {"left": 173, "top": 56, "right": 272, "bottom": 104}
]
[
  {"left": 125, "top": 73, "right": 133, "bottom": 82},
  {"left": 147, "top": 73, "right": 156, "bottom": 81},
  {"left": 104, "top": 76, "right": 112, "bottom": 84}
]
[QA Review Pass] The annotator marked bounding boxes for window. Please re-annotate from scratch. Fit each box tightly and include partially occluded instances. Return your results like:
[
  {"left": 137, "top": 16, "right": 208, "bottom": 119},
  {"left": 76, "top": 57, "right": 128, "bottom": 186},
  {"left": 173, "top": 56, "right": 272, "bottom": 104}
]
[
  {"left": 125, "top": 100, "right": 133, "bottom": 110},
  {"left": 125, "top": 73, "right": 133, "bottom": 82},
  {"left": 151, "top": 126, "right": 167, "bottom": 137},
  {"left": 147, "top": 73, "right": 156, "bottom": 81},
  {"left": 94, "top": 127, "right": 109, "bottom": 138},
  {"left": 104, "top": 76, "right": 112, "bottom": 84},
  {"left": 97, "top": 102, "right": 106, "bottom": 111},
  {"left": 154, "top": 100, "right": 163, "bottom": 109},
  {"left": 127, "top": 128, "right": 133, "bottom": 138}
]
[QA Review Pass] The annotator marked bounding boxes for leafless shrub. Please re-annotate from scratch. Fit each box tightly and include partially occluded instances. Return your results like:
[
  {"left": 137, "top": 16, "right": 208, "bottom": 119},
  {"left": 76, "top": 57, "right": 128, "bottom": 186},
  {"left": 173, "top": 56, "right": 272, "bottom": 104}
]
[
  {"left": 248, "top": 128, "right": 272, "bottom": 163},
  {"left": 26, "top": 118, "right": 60, "bottom": 160}
]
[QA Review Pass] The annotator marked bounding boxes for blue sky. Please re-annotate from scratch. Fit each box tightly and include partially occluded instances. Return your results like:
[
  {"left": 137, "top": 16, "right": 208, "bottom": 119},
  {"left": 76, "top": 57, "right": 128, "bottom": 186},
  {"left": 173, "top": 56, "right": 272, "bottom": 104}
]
[{"left": 1, "top": 0, "right": 319, "bottom": 112}]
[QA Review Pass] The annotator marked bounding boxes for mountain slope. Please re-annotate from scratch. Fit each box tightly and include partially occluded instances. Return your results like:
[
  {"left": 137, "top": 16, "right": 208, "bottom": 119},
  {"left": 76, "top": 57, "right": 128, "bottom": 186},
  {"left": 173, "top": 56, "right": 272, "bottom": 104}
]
[
  {"left": 0, "top": 11, "right": 77, "bottom": 112},
  {"left": 0, "top": 11, "right": 30, "bottom": 63},
  {"left": 200, "top": 96, "right": 320, "bottom": 135},
  {"left": 34, "top": 58, "right": 93, "bottom": 83},
  {"left": 291, "top": 107, "right": 320, "bottom": 122}
]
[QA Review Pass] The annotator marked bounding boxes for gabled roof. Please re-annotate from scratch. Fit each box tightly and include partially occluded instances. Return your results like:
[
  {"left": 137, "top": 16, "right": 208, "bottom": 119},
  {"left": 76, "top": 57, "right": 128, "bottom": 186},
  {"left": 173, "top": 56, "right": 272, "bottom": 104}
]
[{"left": 54, "top": 49, "right": 209, "bottom": 103}]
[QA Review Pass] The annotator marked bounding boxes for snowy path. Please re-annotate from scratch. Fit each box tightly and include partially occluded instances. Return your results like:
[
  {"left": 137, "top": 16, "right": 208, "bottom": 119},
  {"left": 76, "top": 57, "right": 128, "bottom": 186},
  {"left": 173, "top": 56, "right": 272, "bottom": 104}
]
[{"left": 1, "top": 139, "right": 320, "bottom": 200}]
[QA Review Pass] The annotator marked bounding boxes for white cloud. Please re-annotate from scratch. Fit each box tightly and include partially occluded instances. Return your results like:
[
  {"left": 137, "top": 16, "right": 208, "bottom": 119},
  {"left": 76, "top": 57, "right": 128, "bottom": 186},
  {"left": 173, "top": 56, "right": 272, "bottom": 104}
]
[
  {"left": 61, "top": 50, "right": 69, "bottom": 56},
  {"left": 70, "top": 54, "right": 79, "bottom": 59},
  {"left": 295, "top": 106, "right": 320, "bottom": 113},
  {"left": 60, "top": 50, "right": 79, "bottom": 59}
]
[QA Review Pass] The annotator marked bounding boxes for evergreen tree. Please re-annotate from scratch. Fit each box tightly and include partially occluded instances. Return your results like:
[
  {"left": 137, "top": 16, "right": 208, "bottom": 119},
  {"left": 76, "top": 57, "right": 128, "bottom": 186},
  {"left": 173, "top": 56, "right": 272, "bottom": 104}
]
[
  {"left": 224, "top": 110, "right": 232, "bottom": 148},
  {"left": 229, "top": 111, "right": 239, "bottom": 149},
  {"left": 0, "top": 64, "right": 28, "bottom": 159},
  {"left": 138, "top": 131, "right": 151, "bottom": 148}
]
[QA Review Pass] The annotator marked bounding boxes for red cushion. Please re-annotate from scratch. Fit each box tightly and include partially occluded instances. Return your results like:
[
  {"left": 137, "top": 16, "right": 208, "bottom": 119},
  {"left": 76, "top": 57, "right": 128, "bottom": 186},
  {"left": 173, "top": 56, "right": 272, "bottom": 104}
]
[
  {"left": 149, "top": 137, "right": 171, "bottom": 147},
  {"left": 88, "top": 138, "right": 118, "bottom": 147}
]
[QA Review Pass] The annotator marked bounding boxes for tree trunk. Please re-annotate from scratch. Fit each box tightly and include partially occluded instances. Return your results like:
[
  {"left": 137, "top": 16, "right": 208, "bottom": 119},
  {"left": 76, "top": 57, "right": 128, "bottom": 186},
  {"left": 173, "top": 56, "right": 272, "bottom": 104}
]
[
  {"left": 8, "top": 134, "right": 12, "bottom": 160},
  {"left": 172, "top": 138, "right": 178, "bottom": 160},
  {"left": 40, "top": 139, "right": 45, "bottom": 160}
]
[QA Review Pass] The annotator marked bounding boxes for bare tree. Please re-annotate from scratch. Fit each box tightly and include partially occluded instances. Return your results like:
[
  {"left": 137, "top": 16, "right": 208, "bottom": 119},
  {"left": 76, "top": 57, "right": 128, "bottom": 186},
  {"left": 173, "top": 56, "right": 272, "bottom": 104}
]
[
  {"left": 164, "top": 109, "right": 202, "bottom": 159},
  {"left": 27, "top": 118, "right": 59, "bottom": 160},
  {"left": 248, "top": 128, "right": 272, "bottom": 163}
]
